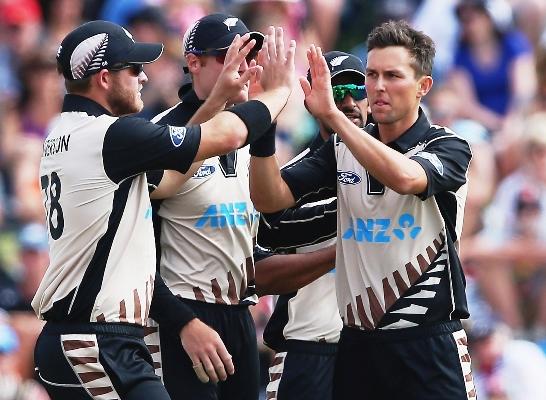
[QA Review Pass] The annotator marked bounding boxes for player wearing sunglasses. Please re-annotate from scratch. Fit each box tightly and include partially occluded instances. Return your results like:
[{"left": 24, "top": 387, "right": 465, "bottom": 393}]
[{"left": 256, "top": 51, "right": 367, "bottom": 400}]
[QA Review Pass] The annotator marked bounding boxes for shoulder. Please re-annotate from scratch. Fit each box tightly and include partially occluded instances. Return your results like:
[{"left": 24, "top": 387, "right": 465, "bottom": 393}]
[{"left": 422, "top": 125, "right": 471, "bottom": 149}]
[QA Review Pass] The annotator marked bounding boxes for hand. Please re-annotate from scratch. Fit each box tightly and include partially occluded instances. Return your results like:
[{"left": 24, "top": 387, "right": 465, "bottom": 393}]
[
  {"left": 248, "top": 60, "right": 264, "bottom": 99},
  {"left": 258, "top": 26, "right": 296, "bottom": 95},
  {"left": 209, "top": 33, "right": 262, "bottom": 106},
  {"left": 179, "top": 318, "right": 235, "bottom": 384},
  {"left": 299, "top": 44, "right": 338, "bottom": 120}
]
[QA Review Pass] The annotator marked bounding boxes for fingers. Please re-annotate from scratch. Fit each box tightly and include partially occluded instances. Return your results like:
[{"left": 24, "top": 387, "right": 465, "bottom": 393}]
[
  {"left": 286, "top": 39, "right": 296, "bottom": 70},
  {"left": 275, "top": 27, "right": 285, "bottom": 62},
  {"left": 192, "top": 361, "right": 210, "bottom": 383},
  {"left": 201, "top": 357, "right": 220, "bottom": 384},
  {"left": 266, "top": 26, "right": 276, "bottom": 60},
  {"left": 299, "top": 76, "right": 311, "bottom": 97},
  {"left": 216, "top": 344, "right": 235, "bottom": 376}
]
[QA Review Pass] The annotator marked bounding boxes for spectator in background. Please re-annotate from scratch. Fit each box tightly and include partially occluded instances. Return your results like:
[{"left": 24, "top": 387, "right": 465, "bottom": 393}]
[
  {"left": 447, "top": 0, "right": 536, "bottom": 134},
  {"left": 464, "top": 112, "right": 546, "bottom": 340},
  {"left": 128, "top": 6, "right": 183, "bottom": 120},
  {"left": 0, "top": 310, "right": 49, "bottom": 400},
  {"left": 426, "top": 85, "right": 497, "bottom": 238},
  {"left": 465, "top": 280, "right": 546, "bottom": 400},
  {"left": 0, "top": 223, "right": 48, "bottom": 312}
]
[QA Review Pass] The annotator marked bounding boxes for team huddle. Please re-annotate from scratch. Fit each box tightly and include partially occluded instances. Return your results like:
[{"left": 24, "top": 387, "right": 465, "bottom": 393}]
[{"left": 32, "top": 12, "right": 474, "bottom": 400}]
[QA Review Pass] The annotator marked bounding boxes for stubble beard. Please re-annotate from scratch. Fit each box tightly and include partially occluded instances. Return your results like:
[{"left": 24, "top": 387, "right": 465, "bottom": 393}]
[{"left": 107, "top": 80, "right": 142, "bottom": 116}]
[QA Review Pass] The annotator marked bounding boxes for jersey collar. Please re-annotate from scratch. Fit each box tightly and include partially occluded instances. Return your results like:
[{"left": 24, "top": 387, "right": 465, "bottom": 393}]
[
  {"left": 180, "top": 89, "right": 204, "bottom": 112},
  {"left": 62, "top": 94, "right": 113, "bottom": 117}
]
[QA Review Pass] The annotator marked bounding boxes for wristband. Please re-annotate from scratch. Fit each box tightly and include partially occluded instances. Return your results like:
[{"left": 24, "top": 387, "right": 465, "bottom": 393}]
[
  {"left": 250, "top": 122, "right": 276, "bottom": 157},
  {"left": 225, "top": 100, "right": 272, "bottom": 147}
]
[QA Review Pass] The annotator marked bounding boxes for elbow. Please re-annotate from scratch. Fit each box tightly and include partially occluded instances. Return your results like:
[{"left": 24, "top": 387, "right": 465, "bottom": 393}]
[
  {"left": 215, "top": 117, "right": 247, "bottom": 154},
  {"left": 250, "top": 192, "right": 278, "bottom": 213},
  {"left": 390, "top": 173, "right": 424, "bottom": 195}
]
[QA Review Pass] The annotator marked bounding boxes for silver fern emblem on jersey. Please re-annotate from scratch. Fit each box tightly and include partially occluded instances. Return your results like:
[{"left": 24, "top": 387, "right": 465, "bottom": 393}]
[
  {"left": 330, "top": 55, "right": 349, "bottom": 67},
  {"left": 223, "top": 17, "right": 238, "bottom": 31},
  {"left": 414, "top": 151, "right": 444, "bottom": 176},
  {"left": 70, "top": 33, "right": 109, "bottom": 79}
]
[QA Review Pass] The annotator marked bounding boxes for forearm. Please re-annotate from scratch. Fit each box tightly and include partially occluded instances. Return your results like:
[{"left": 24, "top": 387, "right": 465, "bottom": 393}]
[
  {"left": 255, "top": 245, "right": 336, "bottom": 296},
  {"left": 249, "top": 155, "right": 296, "bottom": 212},
  {"left": 325, "top": 109, "right": 427, "bottom": 194},
  {"left": 253, "top": 87, "right": 291, "bottom": 123},
  {"left": 188, "top": 95, "right": 226, "bottom": 125},
  {"left": 150, "top": 272, "right": 196, "bottom": 333}
]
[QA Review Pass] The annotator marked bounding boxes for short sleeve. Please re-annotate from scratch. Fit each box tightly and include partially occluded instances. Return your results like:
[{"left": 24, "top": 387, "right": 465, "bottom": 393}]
[
  {"left": 411, "top": 134, "right": 472, "bottom": 200},
  {"left": 103, "top": 116, "right": 201, "bottom": 183}
]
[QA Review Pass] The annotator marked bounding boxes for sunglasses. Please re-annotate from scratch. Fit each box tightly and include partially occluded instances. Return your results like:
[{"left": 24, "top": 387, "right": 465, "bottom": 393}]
[
  {"left": 108, "top": 63, "right": 144, "bottom": 76},
  {"left": 332, "top": 84, "right": 366, "bottom": 102}
]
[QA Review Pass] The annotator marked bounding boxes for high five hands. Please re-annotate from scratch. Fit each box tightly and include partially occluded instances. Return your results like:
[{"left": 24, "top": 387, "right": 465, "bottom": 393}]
[{"left": 299, "top": 44, "right": 338, "bottom": 121}]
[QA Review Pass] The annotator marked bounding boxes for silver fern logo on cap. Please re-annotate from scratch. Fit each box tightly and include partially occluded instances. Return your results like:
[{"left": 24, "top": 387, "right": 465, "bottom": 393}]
[
  {"left": 70, "top": 33, "right": 109, "bottom": 79},
  {"left": 330, "top": 55, "right": 349, "bottom": 68},
  {"left": 223, "top": 17, "right": 238, "bottom": 31}
]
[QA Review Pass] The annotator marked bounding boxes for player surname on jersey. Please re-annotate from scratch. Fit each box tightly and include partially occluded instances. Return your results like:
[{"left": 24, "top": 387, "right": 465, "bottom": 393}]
[{"left": 43, "top": 134, "right": 71, "bottom": 157}]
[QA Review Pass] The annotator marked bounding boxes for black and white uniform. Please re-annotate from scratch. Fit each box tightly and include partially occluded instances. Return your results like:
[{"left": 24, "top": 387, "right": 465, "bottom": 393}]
[
  {"left": 33, "top": 94, "right": 201, "bottom": 400},
  {"left": 279, "top": 109, "right": 476, "bottom": 400},
  {"left": 151, "top": 89, "right": 259, "bottom": 400},
  {"left": 257, "top": 134, "right": 340, "bottom": 400}
]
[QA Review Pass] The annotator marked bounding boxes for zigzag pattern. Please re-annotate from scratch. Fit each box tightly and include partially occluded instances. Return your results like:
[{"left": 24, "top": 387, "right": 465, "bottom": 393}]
[{"left": 343, "top": 233, "right": 446, "bottom": 330}]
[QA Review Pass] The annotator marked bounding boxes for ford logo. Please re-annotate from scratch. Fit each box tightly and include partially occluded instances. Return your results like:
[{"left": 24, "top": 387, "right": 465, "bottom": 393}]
[
  {"left": 337, "top": 170, "right": 361, "bottom": 185},
  {"left": 193, "top": 165, "right": 215, "bottom": 178}
]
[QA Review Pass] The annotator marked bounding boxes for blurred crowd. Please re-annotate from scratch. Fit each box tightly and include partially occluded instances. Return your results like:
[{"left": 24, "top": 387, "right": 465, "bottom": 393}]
[{"left": 1, "top": 0, "right": 546, "bottom": 399}]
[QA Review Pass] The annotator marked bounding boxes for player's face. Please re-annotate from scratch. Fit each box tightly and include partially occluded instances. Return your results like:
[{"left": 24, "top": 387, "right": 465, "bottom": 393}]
[
  {"left": 107, "top": 65, "right": 147, "bottom": 116},
  {"left": 365, "top": 46, "right": 425, "bottom": 128},
  {"left": 331, "top": 74, "right": 367, "bottom": 129}
]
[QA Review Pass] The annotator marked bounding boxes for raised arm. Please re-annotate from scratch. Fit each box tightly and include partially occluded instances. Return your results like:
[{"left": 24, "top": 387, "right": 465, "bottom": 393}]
[
  {"left": 301, "top": 45, "right": 429, "bottom": 195},
  {"left": 195, "top": 26, "right": 296, "bottom": 162}
]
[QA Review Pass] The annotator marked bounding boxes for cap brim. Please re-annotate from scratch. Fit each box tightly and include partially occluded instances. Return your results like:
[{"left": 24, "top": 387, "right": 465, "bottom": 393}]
[
  {"left": 126, "top": 42, "right": 164, "bottom": 64},
  {"left": 331, "top": 69, "right": 366, "bottom": 85},
  {"left": 249, "top": 32, "right": 264, "bottom": 51}
]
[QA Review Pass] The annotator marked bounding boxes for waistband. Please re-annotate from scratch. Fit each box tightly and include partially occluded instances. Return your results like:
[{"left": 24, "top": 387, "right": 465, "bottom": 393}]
[
  {"left": 42, "top": 321, "right": 144, "bottom": 337},
  {"left": 341, "top": 320, "right": 463, "bottom": 342},
  {"left": 179, "top": 297, "right": 250, "bottom": 312},
  {"left": 278, "top": 339, "right": 338, "bottom": 355}
]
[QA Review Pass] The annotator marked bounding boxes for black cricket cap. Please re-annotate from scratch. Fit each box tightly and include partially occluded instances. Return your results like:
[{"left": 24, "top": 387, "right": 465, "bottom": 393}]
[
  {"left": 183, "top": 13, "right": 264, "bottom": 55},
  {"left": 56, "top": 20, "right": 164, "bottom": 81},
  {"left": 307, "top": 51, "right": 365, "bottom": 85}
]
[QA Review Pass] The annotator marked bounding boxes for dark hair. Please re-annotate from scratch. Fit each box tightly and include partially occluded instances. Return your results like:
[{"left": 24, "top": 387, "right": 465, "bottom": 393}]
[
  {"left": 58, "top": 61, "right": 92, "bottom": 93},
  {"left": 367, "top": 20, "right": 435, "bottom": 77}
]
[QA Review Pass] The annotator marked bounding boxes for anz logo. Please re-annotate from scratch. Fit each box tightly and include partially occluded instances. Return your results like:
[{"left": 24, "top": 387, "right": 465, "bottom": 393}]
[
  {"left": 337, "top": 170, "right": 361, "bottom": 185},
  {"left": 195, "top": 202, "right": 259, "bottom": 228},
  {"left": 144, "top": 206, "right": 153, "bottom": 219},
  {"left": 342, "top": 213, "right": 422, "bottom": 243}
]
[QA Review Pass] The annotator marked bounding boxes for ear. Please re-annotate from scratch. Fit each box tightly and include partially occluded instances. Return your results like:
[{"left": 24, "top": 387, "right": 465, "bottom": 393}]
[
  {"left": 417, "top": 75, "right": 433, "bottom": 98},
  {"left": 94, "top": 69, "right": 111, "bottom": 90},
  {"left": 185, "top": 54, "right": 202, "bottom": 74}
]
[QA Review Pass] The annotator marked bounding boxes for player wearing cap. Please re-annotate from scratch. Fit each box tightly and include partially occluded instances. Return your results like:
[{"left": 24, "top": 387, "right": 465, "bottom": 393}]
[
  {"left": 32, "top": 20, "right": 295, "bottom": 400},
  {"left": 250, "top": 21, "right": 475, "bottom": 400},
  {"left": 149, "top": 14, "right": 275, "bottom": 400},
  {"left": 255, "top": 52, "right": 367, "bottom": 400}
]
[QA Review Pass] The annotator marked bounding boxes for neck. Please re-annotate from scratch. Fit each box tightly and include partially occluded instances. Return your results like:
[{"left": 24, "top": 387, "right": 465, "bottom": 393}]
[{"left": 378, "top": 107, "right": 419, "bottom": 144}]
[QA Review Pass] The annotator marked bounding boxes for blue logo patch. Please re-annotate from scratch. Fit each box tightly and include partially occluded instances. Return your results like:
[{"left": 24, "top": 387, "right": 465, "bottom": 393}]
[
  {"left": 169, "top": 126, "right": 186, "bottom": 147},
  {"left": 337, "top": 170, "right": 361, "bottom": 185},
  {"left": 193, "top": 165, "right": 215, "bottom": 179},
  {"left": 342, "top": 213, "right": 422, "bottom": 243}
]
